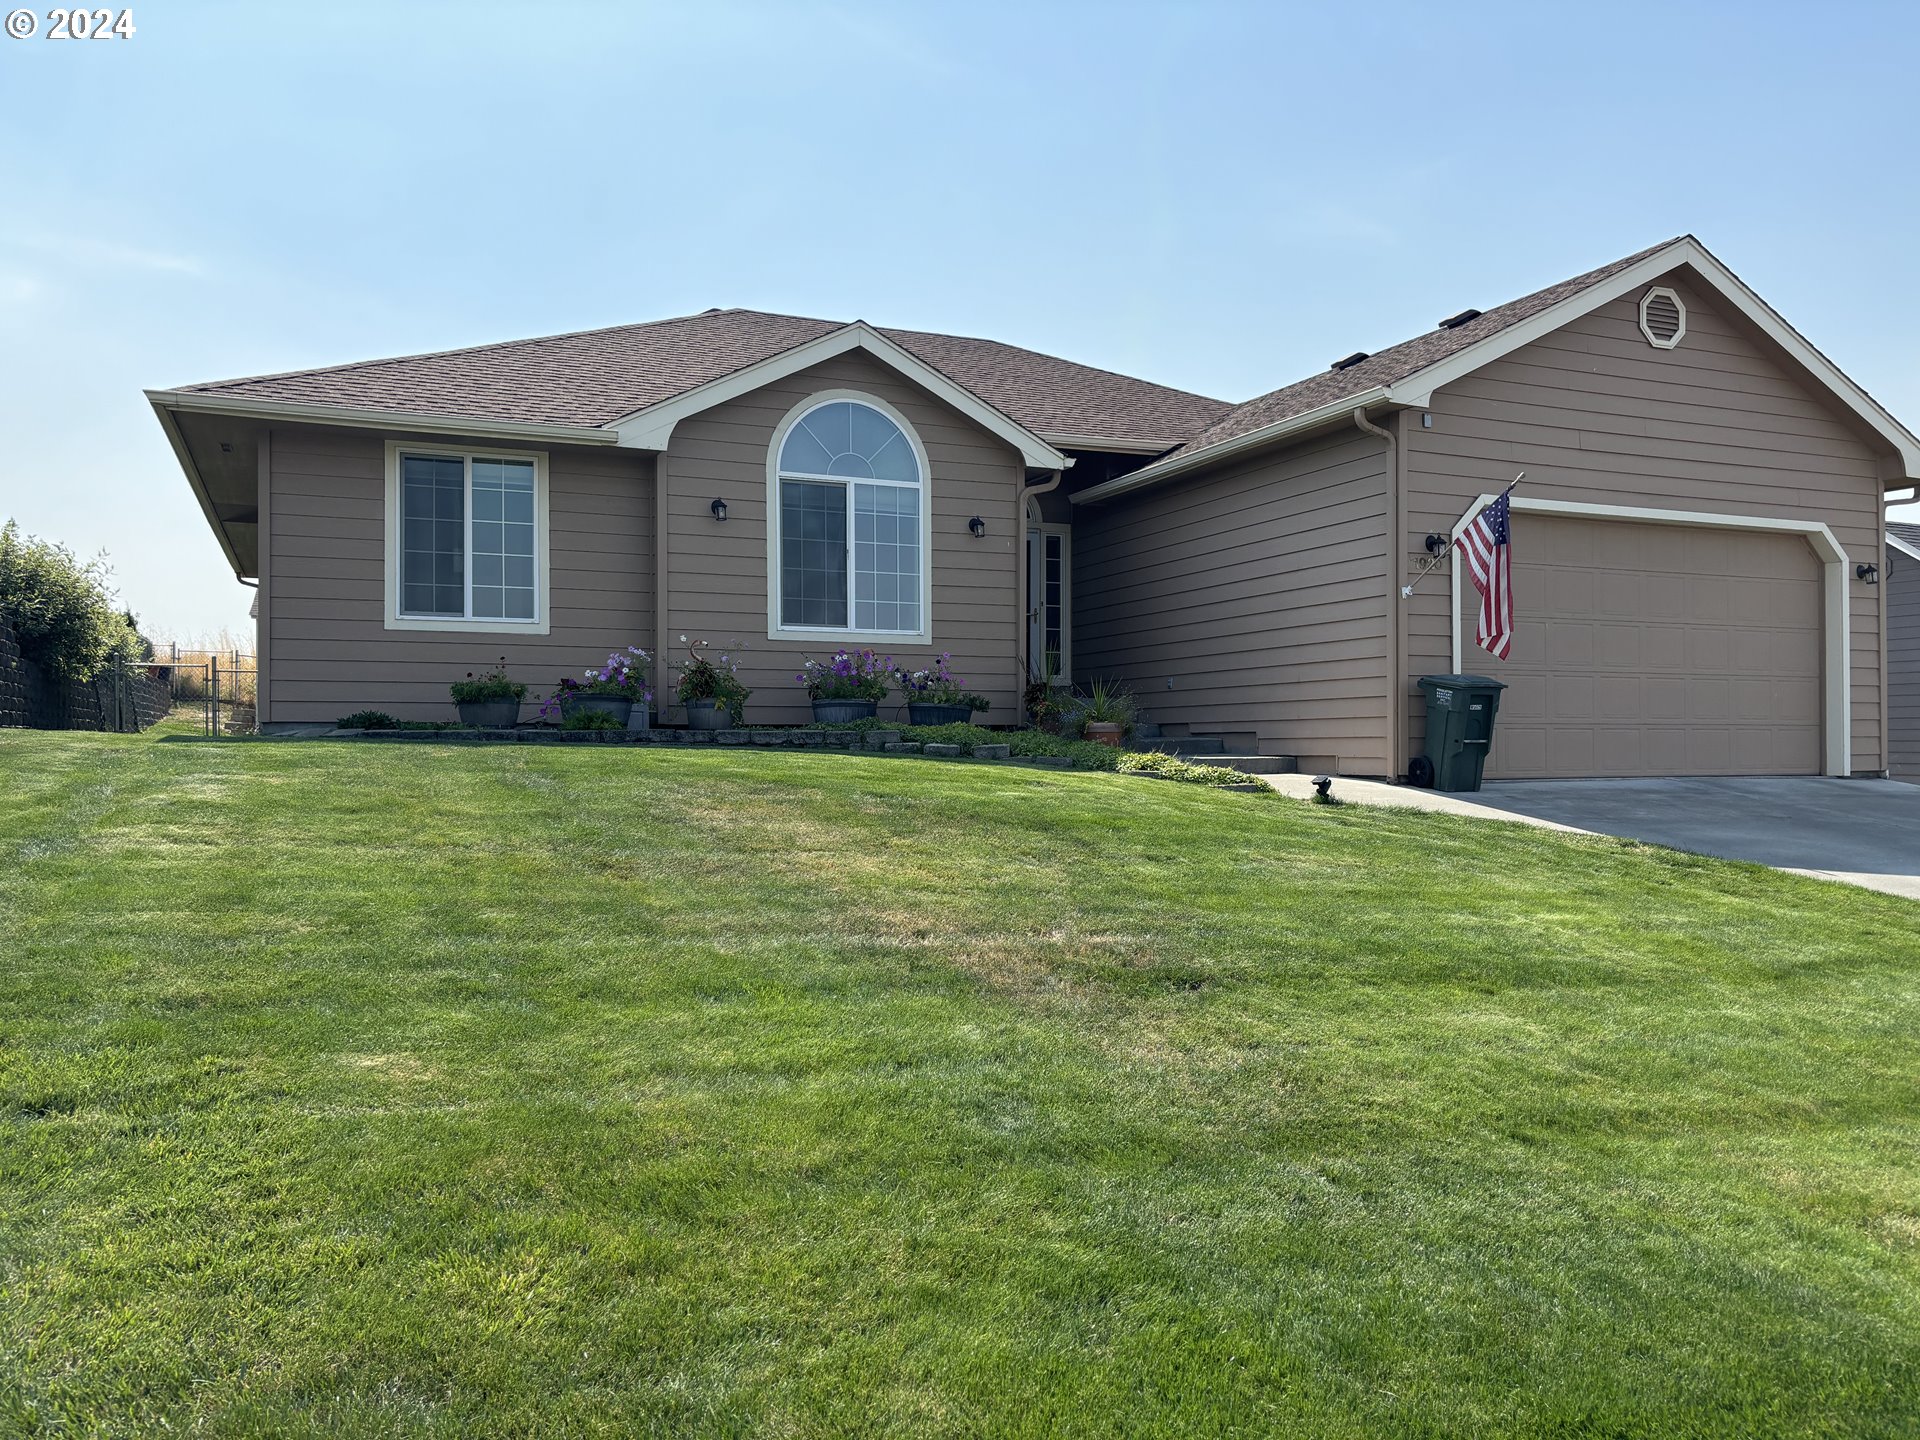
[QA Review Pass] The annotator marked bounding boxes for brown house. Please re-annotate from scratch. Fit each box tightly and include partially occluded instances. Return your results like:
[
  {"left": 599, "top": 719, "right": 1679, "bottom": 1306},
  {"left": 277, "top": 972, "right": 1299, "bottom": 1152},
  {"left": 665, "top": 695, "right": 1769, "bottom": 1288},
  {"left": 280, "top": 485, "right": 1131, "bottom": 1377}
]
[{"left": 152, "top": 235, "right": 1918, "bottom": 779}]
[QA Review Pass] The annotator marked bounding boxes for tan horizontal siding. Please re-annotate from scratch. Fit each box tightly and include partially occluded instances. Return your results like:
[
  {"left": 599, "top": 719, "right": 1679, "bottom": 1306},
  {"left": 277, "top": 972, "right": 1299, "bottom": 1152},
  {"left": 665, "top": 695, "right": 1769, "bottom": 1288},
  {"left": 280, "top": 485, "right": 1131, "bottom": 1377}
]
[
  {"left": 1074, "top": 427, "right": 1392, "bottom": 773},
  {"left": 1890, "top": 547, "right": 1920, "bottom": 780},
  {"left": 264, "top": 424, "right": 654, "bottom": 724},
  {"left": 661, "top": 349, "right": 1022, "bottom": 726},
  {"left": 1405, "top": 273, "right": 1887, "bottom": 773}
]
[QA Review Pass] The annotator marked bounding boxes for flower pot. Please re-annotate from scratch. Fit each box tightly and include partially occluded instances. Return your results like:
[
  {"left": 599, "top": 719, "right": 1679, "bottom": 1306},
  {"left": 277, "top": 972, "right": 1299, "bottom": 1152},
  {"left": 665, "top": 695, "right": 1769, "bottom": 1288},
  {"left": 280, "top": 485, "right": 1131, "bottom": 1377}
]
[
  {"left": 907, "top": 702, "right": 974, "bottom": 726},
  {"left": 685, "top": 698, "right": 732, "bottom": 730},
  {"left": 1084, "top": 721, "right": 1124, "bottom": 747},
  {"left": 456, "top": 697, "right": 522, "bottom": 729},
  {"left": 811, "top": 699, "right": 878, "bottom": 724},
  {"left": 561, "top": 694, "right": 634, "bottom": 728}
]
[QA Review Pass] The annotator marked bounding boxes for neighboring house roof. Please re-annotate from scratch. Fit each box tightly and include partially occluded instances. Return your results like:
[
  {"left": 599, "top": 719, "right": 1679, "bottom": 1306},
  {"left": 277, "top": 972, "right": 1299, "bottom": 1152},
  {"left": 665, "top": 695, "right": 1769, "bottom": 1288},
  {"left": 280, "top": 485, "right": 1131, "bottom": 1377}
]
[
  {"left": 166, "top": 307, "right": 1231, "bottom": 452},
  {"left": 1890, "top": 520, "right": 1920, "bottom": 562},
  {"left": 1076, "top": 234, "right": 1920, "bottom": 503}
]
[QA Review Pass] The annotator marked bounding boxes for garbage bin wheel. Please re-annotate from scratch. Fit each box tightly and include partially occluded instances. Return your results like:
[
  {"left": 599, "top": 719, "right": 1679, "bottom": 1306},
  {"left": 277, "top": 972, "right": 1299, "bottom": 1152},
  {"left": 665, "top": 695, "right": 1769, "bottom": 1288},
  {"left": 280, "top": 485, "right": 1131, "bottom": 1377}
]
[{"left": 1407, "top": 755, "right": 1435, "bottom": 789}]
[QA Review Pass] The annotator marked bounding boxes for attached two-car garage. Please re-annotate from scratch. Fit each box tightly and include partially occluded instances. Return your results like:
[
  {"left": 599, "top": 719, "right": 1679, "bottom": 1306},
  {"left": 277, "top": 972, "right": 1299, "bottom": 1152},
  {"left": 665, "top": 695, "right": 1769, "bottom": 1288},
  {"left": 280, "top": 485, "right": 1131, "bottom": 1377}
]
[{"left": 1467, "top": 511, "right": 1833, "bottom": 780}]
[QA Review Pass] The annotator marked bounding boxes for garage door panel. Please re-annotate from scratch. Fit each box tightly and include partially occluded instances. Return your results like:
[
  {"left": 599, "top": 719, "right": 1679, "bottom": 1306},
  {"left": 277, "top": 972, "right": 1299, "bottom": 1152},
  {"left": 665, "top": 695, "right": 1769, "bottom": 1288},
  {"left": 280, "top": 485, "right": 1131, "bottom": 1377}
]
[{"left": 1472, "top": 513, "right": 1822, "bottom": 778}]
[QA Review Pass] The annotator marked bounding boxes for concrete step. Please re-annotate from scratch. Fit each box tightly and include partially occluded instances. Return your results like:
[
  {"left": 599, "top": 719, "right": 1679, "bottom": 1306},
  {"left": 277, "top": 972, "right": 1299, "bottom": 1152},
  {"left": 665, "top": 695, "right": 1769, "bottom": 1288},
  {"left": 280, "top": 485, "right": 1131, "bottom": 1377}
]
[
  {"left": 1146, "top": 737, "right": 1226, "bottom": 756},
  {"left": 1216, "top": 754, "right": 1297, "bottom": 776}
]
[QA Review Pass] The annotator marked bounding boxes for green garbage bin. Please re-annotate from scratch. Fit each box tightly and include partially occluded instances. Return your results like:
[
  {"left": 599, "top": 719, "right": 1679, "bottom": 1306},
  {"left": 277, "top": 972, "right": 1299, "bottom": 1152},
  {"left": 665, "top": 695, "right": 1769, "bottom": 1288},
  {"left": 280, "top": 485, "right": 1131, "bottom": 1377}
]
[{"left": 1414, "top": 674, "right": 1508, "bottom": 792}]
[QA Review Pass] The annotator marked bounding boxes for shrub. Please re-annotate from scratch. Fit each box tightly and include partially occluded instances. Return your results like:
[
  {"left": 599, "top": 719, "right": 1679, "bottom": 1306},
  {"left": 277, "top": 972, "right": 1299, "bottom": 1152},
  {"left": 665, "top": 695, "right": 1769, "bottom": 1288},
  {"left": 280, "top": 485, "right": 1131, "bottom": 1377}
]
[
  {"left": 672, "top": 636, "right": 750, "bottom": 715},
  {"left": 0, "top": 520, "right": 145, "bottom": 681},
  {"left": 450, "top": 658, "right": 527, "bottom": 704},
  {"left": 561, "top": 709, "right": 625, "bottom": 731},
  {"left": 336, "top": 710, "right": 398, "bottom": 730},
  {"left": 1116, "top": 751, "right": 1259, "bottom": 788}
]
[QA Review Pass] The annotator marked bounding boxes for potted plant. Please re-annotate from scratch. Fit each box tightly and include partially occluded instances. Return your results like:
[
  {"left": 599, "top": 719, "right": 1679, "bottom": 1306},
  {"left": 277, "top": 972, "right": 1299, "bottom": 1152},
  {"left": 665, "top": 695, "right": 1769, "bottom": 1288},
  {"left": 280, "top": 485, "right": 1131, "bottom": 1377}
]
[
  {"left": 543, "top": 646, "right": 650, "bottom": 730},
  {"left": 894, "top": 652, "right": 990, "bottom": 726},
  {"left": 798, "top": 647, "right": 891, "bottom": 723},
  {"left": 1077, "top": 677, "right": 1136, "bottom": 747},
  {"left": 450, "top": 657, "right": 527, "bottom": 728},
  {"left": 672, "top": 636, "right": 750, "bottom": 729}
]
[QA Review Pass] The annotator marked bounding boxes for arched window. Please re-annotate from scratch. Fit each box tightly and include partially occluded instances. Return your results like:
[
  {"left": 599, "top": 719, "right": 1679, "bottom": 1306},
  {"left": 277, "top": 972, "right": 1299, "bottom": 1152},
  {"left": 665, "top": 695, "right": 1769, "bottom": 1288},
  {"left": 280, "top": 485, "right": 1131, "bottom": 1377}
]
[{"left": 773, "top": 397, "right": 925, "bottom": 635}]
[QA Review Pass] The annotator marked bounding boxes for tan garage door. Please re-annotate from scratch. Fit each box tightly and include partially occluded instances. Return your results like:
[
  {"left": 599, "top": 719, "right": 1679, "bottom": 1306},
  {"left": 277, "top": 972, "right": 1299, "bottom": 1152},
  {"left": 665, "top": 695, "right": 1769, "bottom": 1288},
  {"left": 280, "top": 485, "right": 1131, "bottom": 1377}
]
[{"left": 1469, "top": 515, "right": 1823, "bottom": 778}]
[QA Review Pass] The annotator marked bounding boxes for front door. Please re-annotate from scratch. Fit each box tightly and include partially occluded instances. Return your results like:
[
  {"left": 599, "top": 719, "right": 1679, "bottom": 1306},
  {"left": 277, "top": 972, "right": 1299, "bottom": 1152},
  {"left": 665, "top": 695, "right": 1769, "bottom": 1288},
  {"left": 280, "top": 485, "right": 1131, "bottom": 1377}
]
[{"left": 1026, "top": 525, "right": 1070, "bottom": 682}]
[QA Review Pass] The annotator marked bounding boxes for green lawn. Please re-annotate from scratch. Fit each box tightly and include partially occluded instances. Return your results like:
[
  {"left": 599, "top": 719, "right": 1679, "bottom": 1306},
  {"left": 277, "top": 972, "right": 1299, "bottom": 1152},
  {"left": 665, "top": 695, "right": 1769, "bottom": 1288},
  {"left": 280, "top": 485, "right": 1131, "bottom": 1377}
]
[{"left": 2, "top": 728, "right": 1916, "bottom": 1438}]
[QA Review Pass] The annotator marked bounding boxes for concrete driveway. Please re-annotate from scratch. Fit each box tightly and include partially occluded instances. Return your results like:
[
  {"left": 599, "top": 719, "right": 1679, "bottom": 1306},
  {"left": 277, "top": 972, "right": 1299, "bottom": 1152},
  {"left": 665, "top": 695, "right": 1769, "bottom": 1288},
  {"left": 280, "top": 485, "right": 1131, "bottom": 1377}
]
[
  {"left": 1264, "top": 774, "right": 1920, "bottom": 900},
  {"left": 1470, "top": 777, "right": 1920, "bottom": 901}
]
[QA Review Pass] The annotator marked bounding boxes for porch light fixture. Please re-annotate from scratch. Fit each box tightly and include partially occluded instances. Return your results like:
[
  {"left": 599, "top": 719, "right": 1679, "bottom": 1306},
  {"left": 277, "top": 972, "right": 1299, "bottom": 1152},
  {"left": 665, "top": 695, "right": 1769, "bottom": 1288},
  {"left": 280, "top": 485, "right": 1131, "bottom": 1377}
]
[
  {"left": 710, "top": 497, "right": 727, "bottom": 522},
  {"left": 1856, "top": 562, "right": 1879, "bottom": 584},
  {"left": 1424, "top": 533, "right": 1449, "bottom": 555},
  {"left": 968, "top": 515, "right": 986, "bottom": 538}
]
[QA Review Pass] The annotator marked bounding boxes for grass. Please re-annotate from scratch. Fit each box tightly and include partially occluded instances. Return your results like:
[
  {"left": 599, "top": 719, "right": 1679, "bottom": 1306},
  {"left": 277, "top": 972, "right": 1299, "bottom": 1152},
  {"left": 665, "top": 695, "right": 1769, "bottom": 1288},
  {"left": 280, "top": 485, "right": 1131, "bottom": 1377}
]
[{"left": 1, "top": 728, "right": 1916, "bottom": 1437}]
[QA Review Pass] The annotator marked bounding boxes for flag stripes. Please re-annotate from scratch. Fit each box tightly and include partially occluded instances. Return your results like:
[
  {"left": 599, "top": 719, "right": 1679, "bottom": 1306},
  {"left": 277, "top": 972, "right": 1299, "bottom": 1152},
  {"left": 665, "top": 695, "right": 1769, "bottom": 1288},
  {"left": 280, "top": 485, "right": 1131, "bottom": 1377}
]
[{"left": 1455, "top": 491, "right": 1514, "bottom": 660}]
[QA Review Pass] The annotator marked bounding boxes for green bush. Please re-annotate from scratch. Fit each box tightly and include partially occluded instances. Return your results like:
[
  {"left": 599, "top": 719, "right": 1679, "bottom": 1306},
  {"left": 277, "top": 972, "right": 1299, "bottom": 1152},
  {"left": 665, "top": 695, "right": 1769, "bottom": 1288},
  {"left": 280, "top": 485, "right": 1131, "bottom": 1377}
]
[
  {"left": 1116, "top": 750, "right": 1261, "bottom": 788},
  {"left": 561, "top": 709, "right": 624, "bottom": 731},
  {"left": 336, "top": 710, "right": 399, "bottom": 730},
  {"left": 0, "top": 521, "right": 145, "bottom": 681}
]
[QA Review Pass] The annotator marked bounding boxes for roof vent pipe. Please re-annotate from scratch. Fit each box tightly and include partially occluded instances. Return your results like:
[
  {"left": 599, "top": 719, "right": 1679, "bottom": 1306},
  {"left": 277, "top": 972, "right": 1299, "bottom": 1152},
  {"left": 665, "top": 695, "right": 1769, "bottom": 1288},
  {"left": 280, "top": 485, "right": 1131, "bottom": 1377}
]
[{"left": 1330, "top": 352, "right": 1370, "bottom": 371}]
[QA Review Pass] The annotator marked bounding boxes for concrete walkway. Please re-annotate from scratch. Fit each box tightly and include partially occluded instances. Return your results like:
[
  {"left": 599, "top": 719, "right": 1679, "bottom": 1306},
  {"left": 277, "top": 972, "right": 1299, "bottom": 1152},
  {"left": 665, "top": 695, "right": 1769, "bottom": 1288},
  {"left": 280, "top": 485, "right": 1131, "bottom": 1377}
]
[{"left": 1264, "top": 774, "right": 1920, "bottom": 902}]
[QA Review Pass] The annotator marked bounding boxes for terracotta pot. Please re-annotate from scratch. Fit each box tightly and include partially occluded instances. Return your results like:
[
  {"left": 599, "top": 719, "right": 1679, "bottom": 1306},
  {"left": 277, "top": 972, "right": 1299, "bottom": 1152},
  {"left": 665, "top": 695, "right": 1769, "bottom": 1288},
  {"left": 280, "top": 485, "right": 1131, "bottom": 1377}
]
[{"left": 1084, "top": 721, "right": 1123, "bottom": 747}]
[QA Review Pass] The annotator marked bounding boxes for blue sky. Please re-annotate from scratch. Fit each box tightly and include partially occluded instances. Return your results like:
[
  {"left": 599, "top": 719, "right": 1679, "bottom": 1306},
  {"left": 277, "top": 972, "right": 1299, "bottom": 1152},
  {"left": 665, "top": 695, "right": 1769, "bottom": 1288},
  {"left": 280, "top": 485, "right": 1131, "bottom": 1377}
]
[{"left": 3, "top": 0, "right": 1916, "bottom": 640}]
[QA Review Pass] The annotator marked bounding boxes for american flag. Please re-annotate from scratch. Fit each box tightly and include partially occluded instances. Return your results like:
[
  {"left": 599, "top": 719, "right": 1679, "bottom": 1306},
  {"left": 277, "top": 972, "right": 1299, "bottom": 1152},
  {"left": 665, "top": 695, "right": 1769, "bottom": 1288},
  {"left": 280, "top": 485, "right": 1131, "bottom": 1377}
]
[{"left": 1455, "top": 491, "right": 1514, "bottom": 660}]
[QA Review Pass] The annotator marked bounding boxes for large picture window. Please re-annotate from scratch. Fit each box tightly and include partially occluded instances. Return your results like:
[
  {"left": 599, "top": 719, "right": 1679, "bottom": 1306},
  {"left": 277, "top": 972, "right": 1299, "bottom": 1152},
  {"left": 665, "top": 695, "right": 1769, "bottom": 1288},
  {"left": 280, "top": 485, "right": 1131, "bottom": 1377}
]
[
  {"left": 772, "top": 398, "right": 926, "bottom": 637},
  {"left": 386, "top": 444, "right": 547, "bottom": 631}
]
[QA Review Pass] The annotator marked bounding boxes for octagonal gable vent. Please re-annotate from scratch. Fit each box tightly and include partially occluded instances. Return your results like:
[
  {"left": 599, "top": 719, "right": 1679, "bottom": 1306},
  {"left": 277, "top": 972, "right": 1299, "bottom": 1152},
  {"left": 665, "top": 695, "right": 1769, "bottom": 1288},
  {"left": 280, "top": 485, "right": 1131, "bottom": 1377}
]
[{"left": 1639, "top": 286, "right": 1686, "bottom": 349}]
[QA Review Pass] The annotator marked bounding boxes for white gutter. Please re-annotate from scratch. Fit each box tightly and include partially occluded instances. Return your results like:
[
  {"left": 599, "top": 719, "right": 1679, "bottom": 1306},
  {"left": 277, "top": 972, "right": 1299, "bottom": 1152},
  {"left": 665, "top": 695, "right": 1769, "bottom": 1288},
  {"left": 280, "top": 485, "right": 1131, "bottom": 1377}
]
[
  {"left": 1071, "top": 387, "right": 1390, "bottom": 504},
  {"left": 144, "top": 389, "right": 623, "bottom": 447},
  {"left": 1038, "top": 432, "right": 1183, "bottom": 456}
]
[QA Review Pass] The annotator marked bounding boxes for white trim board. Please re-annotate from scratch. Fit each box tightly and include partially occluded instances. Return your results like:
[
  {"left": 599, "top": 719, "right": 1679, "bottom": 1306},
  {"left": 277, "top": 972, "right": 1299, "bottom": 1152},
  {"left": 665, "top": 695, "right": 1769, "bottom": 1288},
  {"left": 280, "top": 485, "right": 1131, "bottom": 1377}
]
[
  {"left": 1076, "top": 236, "right": 1920, "bottom": 506},
  {"left": 612, "top": 322, "right": 1069, "bottom": 472},
  {"left": 1449, "top": 494, "right": 1853, "bottom": 777},
  {"left": 147, "top": 389, "right": 617, "bottom": 447}
]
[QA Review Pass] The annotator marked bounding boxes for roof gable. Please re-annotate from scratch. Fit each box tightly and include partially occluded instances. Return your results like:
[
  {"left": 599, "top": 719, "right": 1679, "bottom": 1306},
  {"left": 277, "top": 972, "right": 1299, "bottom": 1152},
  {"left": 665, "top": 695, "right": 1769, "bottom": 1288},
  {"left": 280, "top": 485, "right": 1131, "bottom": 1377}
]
[
  {"left": 1077, "top": 236, "right": 1920, "bottom": 504},
  {"left": 1890, "top": 520, "right": 1920, "bottom": 563}
]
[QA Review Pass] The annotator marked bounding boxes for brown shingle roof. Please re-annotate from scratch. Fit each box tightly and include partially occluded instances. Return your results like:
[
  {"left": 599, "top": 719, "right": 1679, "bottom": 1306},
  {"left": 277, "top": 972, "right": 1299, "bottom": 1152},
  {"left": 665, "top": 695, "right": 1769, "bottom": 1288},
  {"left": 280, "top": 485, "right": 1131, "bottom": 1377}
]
[
  {"left": 1162, "top": 237, "right": 1689, "bottom": 459},
  {"left": 1889, "top": 520, "right": 1920, "bottom": 550},
  {"left": 178, "top": 308, "right": 1231, "bottom": 449}
]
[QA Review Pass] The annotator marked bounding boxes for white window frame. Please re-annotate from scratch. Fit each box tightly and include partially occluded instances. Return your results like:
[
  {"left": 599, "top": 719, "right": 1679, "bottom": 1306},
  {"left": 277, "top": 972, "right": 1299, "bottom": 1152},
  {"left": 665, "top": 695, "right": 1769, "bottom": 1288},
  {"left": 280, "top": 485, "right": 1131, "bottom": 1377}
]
[
  {"left": 765, "top": 390, "right": 934, "bottom": 645},
  {"left": 384, "top": 439, "right": 551, "bottom": 634}
]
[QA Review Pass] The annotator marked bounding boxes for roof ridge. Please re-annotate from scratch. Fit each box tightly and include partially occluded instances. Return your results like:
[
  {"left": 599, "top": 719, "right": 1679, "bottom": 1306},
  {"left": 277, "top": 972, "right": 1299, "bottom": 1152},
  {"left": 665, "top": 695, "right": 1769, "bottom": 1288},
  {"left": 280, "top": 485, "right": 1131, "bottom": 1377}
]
[
  {"left": 179, "top": 308, "right": 734, "bottom": 395},
  {"left": 879, "top": 324, "right": 1233, "bottom": 409}
]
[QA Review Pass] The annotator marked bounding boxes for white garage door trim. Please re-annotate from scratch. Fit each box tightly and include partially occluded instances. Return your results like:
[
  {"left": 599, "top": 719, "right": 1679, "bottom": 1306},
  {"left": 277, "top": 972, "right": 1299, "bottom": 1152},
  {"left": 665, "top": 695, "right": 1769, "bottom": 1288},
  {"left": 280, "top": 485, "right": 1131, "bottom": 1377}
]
[{"left": 1450, "top": 495, "right": 1852, "bottom": 776}]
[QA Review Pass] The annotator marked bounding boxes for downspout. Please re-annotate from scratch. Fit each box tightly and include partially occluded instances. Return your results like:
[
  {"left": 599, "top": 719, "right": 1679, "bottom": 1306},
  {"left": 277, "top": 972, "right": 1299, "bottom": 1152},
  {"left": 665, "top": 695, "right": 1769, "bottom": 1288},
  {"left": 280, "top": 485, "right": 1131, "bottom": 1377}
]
[
  {"left": 1020, "top": 469, "right": 1065, "bottom": 692},
  {"left": 1352, "top": 408, "right": 1404, "bottom": 779}
]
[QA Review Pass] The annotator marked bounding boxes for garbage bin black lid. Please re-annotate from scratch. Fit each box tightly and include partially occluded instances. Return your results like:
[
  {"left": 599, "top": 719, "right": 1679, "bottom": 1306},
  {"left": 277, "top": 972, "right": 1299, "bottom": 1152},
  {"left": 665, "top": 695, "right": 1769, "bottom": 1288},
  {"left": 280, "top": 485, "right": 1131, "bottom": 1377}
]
[{"left": 1417, "top": 673, "right": 1508, "bottom": 690}]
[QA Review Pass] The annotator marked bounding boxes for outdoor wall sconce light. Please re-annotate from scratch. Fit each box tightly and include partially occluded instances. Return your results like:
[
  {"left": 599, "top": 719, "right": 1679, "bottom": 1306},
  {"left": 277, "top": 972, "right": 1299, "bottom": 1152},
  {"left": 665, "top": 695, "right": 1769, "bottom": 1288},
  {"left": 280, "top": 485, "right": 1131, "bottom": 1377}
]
[
  {"left": 1424, "top": 533, "right": 1449, "bottom": 555},
  {"left": 710, "top": 498, "right": 727, "bottom": 522},
  {"left": 968, "top": 516, "right": 986, "bottom": 538},
  {"left": 1856, "top": 562, "right": 1879, "bottom": 584}
]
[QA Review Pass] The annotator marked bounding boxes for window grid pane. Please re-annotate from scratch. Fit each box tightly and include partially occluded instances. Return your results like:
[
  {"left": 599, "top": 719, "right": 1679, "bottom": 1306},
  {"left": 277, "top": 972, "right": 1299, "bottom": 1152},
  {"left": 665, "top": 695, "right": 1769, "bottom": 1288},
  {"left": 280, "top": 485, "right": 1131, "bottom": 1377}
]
[
  {"left": 400, "top": 455, "right": 465, "bottom": 615},
  {"left": 470, "top": 458, "right": 537, "bottom": 620},
  {"left": 780, "top": 480, "right": 848, "bottom": 628},
  {"left": 853, "top": 483, "right": 919, "bottom": 633}
]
